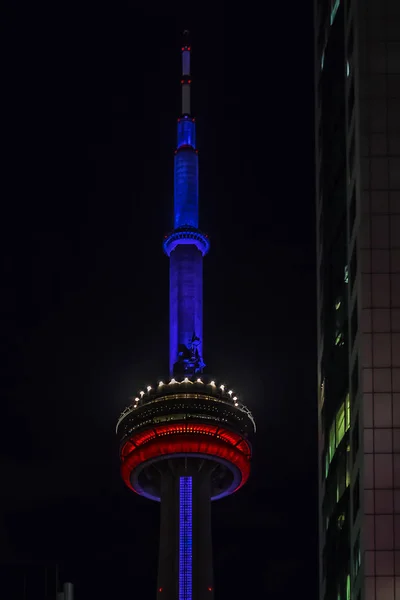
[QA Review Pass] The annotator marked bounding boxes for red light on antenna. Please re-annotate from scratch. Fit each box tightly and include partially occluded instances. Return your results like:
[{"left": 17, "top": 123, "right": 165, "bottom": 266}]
[
  {"left": 188, "top": 79, "right": 192, "bottom": 84},
  {"left": 188, "top": 46, "right": 191, "bottom": 51},
  {"left": 208, "top": 587, "right": 212, "bottom": 592},
  {"left": 159, "top": 587, "right": 163, "bottom": 592}
]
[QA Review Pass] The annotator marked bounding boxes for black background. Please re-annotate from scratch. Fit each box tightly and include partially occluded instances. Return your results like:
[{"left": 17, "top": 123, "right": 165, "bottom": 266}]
[{"left": 1, "top": 2, "right": 317, "bottom": 598}]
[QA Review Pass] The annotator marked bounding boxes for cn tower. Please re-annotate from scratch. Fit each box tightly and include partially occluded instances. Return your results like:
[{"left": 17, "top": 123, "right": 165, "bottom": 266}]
[{"left": 116, "top": 32, "right": 256, "bottom": 600}]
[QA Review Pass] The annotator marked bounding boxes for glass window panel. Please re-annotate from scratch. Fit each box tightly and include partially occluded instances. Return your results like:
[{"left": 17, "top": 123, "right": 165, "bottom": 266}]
[
  {"left": 374, "top": 394, "right": 393, "bottom": 426},
  {"left": 373, "top": 334, "right": 391, "bottom": 367},
  {"left": 365, "top": 428, "right": 374, "bottom": 452},
  {"left": 395, "top": 515, "right": 400, "bottom": 548},
  {"left": 389, "top": 159, "right": 400, "bottom": 188},
  {"left": 336, "top": 403, "right": 346, "bottom": 446},
  {"left": 394, "top": 429, "right": 400, "bottom": 452},
  {"left": 365, "top": 454, "right": 375, "bottom": 488},
  {"left": 376, "top": 576, "right": 394, "bottom": 600},
  {"left": 392, "top": 250, "right": 400, "bottom": 272},
  {"left": 371, "top": 216, "right": 389, "bottom": 248},
  {"left": 376, "top": 551, "right": 394, "bottom": 575},
  {"left": 329, "top": 422, "right": 335, "bottom": 462},
  {"left": 372, "top": 191, "right": 389, "bottom": 213},
  {"left": 391, "top": 217, "right": 400, "bottom": 248},
  {"left": 366, "top": 576, "right": 376, "bottom": 600},
  {"left": 392, "top": 276, "right": 400, "bottom": 308},
  {"left": 393, "top": 395, "right": 400, "bottom": 426},
  {"left": 376, "top": 490, "right": 394, "bottom": 514},
  {"left": 394, "top": 455, "right": 400, "bottom": 487},
  {"left": 365, "top": 393, "right": 374, "bottom": 426},
  {"left": 375, "top": 454, "right": 393, "bottom": 488},
  {"left": 393, "top": 334, "right": 400, "bottom": 366},
  {"left": 366, "top": 515, "right": 376, "bottom": 549},
  {"left": 371, "top": 159, "right": 389, "bottom": 189},
  {"left": 375, "top": 429, "right": 393, "bottom": 453},
  {"left": 372, "top": 250, "right": 390, "bottom": 272},
  {"left": 393, "top": 370, "right": 400, "bottom": 393},
  {"left": 363, "top": 334, "right": 373, "bottom": 367},
  {"left": 372, "top": 274, "right": 390, "bottom": 307},
  {"left": 387, "top": 43, "right": 400, "bottom": 74},
  {"left": 366, "top": 551, "right": 375, "bottom": 575},
  {"left": 371, "top": 134, "right": 387, "bottom": 155},
  {"left": 373, "top": 309, "right": 391, "bottom": 332},
  {"left": 346, "top": 393, "right": 351, "bottom": 430},
  {"left": 363, "top": 308, "right": 373, "bottom": 332},
  {"left": 366, "top": 489, "right": 375, "bottom": 514},
  {"left": 374, "top": 369, "right": 392, "bottom": 392},
  {"left": 363, "top": 274, "right": 372, "bottom": 306},
  {"left": 393, "top": 310, "right": 400, "bottom": 331}
]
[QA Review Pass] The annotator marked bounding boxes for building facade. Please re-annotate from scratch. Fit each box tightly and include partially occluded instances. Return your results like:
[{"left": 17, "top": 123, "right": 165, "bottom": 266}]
[{"left": 315, "top": 1, "right": 400, "bottom": 600}]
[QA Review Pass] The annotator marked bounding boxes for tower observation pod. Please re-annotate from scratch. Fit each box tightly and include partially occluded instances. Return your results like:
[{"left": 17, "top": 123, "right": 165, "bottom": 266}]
[{"left": 116, "top": 32, "right": 256, "bottom": 600}]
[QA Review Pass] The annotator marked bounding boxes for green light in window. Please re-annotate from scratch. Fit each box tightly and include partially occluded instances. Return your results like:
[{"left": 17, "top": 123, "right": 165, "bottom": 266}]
[
  {"left": 344, "top": 265, "right": 349, "bottom": 284},
  {"left": 346, "top": 61, "right": 350, "bottom": 77},
  {"left": 335, "top": 331, "right": 344, "bottom": 346},
  {"left": 321, "top": 51, "right": 325, "bottom": 70},
  {"left": 329, "top": 422, "right": 335, "bottom": 462},
  {"left": 345, "top": 393, "right": 350, "bottom": 430},
  {"left": 346, "top": 575, "right": 351, "bottom": 600},
  {"left": 330, "top": 0, "right": 340, "bottom": 25},
  {"left": 335, "top": 299, "right": 342, "bottom": 310},
  {"left": 336, "top": 402, "right": 345, "bottom": 447}
]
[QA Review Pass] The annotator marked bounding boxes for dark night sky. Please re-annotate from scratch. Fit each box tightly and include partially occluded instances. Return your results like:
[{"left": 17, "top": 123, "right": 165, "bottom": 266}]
[{"left": 2, "top": 2, "right": 317, "bottom": 599}]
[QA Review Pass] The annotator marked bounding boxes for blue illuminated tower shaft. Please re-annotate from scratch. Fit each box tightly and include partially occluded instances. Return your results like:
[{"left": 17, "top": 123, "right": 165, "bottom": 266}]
[
  {"left": 164, "top": 41, "right": 209, "bottom": 376},
  {"left": 157, "top": 463, "right": 214, "bottom": 600}
]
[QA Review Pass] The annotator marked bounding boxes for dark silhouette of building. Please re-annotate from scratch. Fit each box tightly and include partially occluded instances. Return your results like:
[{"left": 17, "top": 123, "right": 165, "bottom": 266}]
[
  {"left": 314, "top": 1, "right": 400, "bottom": 599},
  {"left": 0, "top": 562, "right": 73, "bottom": 600}
]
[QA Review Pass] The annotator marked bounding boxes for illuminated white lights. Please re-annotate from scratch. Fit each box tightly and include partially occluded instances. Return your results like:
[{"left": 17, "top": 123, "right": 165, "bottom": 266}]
[
  {"left": 170, "top": 378, "right": 177, "bottom": 384},
  {"left": 147, "top": 386, "right": 152, "bottom": 392},
  {"left": 233, "top": 396, "right": 238, "bottom": 402},
  {"left": 210, "top": 381, "right": 216, "bottom": 386},
  {"left": 135, "top": 397, "right": 140, "bottom": 403},
  {"left": 158, "top": 381, "right": 164, "bottom": 386},
  {"left": 234, "top": 402, "right": 239, "bottom": 407},
  {"left": 228, "top": 390, "right": 233, "bottom": 396},
  {"left": 220, "top": 384, "right": 225, "bottom": 391},
  {"left": 196, "top": 378, "right": 203, "bottom": 383},
  {"left": 184, "top": 377, "right": 189, "bottom": 383},
  {"left": 133, "top": 405, "right": 138, "bottom": 409},
  {"left": 140, "top": 391, "right": 145, "bottom": 397}
]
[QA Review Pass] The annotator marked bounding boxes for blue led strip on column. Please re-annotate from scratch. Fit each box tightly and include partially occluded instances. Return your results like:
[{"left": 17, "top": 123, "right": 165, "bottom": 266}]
[{"left": 179, "top": 476, "right": 193, "bottom": 600}]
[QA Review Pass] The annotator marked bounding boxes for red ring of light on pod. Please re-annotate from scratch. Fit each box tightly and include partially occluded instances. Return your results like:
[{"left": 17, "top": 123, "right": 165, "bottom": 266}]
[{"left": 120, "top": 425, "right": 251, "bottom": 495}]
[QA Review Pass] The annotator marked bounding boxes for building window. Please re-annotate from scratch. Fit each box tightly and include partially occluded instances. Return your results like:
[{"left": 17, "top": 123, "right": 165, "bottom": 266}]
[
  {"left": 330, "top": 422, "right": 336, "bottom": 462},
  {"left": 352, "top": 416, "right": 359, "bottom": 463},
  {"left": 336, "top": 403, "right": 346, "bottom": 447},
  {"left": 353, "top": 535, "right": 361, "bottom": 578},
  {"left": 351, "top": 358, "right": 359, "bottom": 399},
  {"left": 330, "top": 0, "right": 340, "bottom": 25},
  {"left": 351, "top": 303, "right": 358, "bottom": 348},
  {"left": 353, "top": 475, "right": 360, "bottom": 522},
  {"left": 347, "top": 574, "right": 351, "bottom": 600}
]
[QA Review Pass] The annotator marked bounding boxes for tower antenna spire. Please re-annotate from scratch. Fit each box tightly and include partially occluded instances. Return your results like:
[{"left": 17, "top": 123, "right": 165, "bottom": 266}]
[{"left": 181, "top": 30, "right": 191, "bottom": 115}]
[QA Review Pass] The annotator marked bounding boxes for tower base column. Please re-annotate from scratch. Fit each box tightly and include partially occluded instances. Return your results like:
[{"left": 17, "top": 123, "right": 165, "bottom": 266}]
[{"left": 157, "top": 459, "right": 214, "bottom": 600}]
